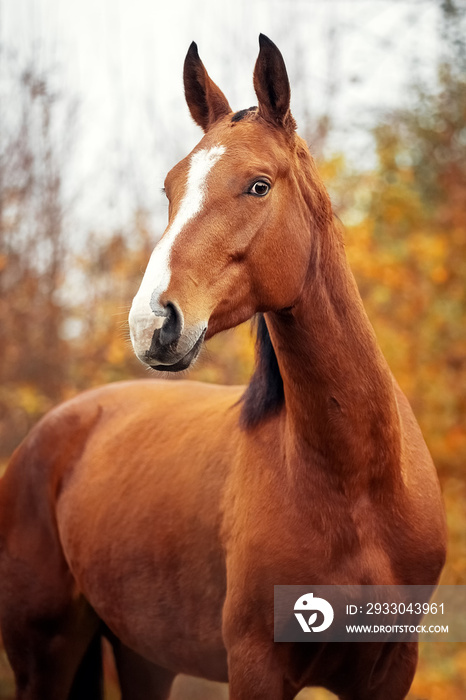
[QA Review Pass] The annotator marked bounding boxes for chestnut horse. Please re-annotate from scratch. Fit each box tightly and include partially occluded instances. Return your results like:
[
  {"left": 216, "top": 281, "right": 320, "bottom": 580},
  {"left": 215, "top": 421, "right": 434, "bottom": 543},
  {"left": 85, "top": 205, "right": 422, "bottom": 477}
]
[{"left": 0, "top": 35, "right": 446, "bottom": 700}]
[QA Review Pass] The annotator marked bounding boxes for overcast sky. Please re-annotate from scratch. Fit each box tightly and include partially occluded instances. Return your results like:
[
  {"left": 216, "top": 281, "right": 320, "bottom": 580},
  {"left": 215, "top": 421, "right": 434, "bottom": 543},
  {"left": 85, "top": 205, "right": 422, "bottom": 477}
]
[{"left": 1, "top": 0, "right": 442, "bottom": 237}]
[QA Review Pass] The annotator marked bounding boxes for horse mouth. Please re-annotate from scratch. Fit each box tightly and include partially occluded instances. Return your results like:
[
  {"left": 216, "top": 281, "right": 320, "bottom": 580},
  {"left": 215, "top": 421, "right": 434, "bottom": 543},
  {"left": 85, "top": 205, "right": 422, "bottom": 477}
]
[{"left": 149, "top": 330, "right": 205, "bottom": 372}]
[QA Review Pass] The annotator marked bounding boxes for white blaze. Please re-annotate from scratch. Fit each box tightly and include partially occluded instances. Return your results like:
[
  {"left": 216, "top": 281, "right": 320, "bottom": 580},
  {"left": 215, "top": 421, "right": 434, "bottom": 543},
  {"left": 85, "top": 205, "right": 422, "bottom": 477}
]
[{"left": 129, "top": 144, "right": 225, "bottom": 357}]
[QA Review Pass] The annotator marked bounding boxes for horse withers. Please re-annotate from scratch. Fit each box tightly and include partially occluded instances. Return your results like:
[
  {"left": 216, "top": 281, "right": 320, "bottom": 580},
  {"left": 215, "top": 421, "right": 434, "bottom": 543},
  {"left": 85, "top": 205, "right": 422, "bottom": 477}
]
[{"left": 0, "top": 35, "right": 446, "bottom": 700}]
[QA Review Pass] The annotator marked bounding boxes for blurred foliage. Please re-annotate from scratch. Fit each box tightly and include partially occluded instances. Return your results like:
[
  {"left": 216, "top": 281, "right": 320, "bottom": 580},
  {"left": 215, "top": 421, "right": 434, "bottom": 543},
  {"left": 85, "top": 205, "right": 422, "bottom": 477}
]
[
  {"left": 344, "top": 64, "right": 466, "bottom": 482},
  {"left": 1, "top": 7, "right": 466, "bottom": 698},
  {"left": 0, "top": 55, "right": 75, "bottom": 458}
]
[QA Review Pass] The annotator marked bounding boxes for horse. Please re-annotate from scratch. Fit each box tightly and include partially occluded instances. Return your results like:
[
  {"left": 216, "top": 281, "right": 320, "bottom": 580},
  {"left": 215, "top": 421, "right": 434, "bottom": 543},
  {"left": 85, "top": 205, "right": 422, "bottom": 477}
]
[{"left": 0, "top": 35, "right": 446, "bottom": 700}]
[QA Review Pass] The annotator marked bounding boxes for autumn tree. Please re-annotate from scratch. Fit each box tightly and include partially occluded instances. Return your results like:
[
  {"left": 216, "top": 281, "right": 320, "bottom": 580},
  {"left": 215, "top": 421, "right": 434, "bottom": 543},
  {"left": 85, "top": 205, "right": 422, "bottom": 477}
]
[
  {"left": 344, "top": 1, "right": 466, "bottom": 478},
  {"left": 0, "top": 55, "right": 75, "bottom": 458}
]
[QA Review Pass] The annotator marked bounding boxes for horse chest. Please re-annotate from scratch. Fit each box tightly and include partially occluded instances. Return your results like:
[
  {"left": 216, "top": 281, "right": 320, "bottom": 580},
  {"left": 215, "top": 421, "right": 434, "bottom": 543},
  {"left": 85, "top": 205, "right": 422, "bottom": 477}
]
[{"left": 223, "top": 462, "right": 403, "bottom": 589}]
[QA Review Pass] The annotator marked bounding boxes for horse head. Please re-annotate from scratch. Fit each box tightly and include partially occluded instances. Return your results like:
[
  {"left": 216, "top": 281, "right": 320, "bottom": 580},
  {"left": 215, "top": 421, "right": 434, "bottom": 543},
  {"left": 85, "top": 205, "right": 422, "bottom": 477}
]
[{"left": 129, "top": 35, "right": 330, "bottom": 371}]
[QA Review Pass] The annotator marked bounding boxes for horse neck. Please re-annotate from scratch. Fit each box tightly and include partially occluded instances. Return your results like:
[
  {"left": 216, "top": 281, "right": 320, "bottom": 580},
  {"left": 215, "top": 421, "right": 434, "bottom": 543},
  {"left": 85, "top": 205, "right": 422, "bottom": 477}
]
[{"left": 265, "top": 216, "right": 402, "bottom": 492}]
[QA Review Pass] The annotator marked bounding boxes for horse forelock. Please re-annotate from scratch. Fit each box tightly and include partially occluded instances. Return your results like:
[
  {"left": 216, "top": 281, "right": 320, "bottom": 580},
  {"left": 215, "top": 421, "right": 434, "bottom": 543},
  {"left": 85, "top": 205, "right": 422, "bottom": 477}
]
[{"left": 230, "top": 106, "right": 258, "bottom": 123}]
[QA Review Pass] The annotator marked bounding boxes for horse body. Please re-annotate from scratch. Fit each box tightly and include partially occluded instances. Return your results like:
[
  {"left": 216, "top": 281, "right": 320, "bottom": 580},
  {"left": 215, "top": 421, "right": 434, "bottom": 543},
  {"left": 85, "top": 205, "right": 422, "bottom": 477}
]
[
  {"left": 54, "top": 381, "right": 235, "bottom": 681},
  {"left": 0, "top": 35, "right": 446, "bottom": 700}
]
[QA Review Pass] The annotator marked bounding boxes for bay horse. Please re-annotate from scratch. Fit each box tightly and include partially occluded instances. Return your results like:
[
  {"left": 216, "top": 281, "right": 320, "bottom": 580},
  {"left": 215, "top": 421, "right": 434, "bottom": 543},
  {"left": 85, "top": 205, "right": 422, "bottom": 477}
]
[{"left": 0, "top": 35, "right": 446, "bottom": 700}]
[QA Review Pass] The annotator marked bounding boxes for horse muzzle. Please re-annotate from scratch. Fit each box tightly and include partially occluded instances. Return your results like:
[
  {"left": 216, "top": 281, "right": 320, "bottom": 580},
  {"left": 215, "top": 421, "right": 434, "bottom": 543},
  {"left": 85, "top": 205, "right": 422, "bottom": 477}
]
[
  {"left": 129, "top": 300, "right": 206, "bottom": 372},
  {"left": 145, "top": 325, "right": 206, "bottom": 371}
]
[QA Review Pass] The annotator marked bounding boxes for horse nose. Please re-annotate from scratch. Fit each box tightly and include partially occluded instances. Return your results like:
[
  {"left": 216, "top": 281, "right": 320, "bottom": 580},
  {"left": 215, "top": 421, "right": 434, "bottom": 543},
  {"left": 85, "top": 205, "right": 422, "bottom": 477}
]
[
  {"left": 159, "top": 301, "right": 183, "bottom": 347},
  {"left": 147, "top": 300, "right": 184, "bottom": 364}
]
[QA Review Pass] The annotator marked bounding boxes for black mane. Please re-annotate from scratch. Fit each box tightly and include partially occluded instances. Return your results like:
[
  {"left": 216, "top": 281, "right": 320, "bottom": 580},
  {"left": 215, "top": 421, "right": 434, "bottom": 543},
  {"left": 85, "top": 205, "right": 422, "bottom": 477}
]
[
  {"left": 240, "top": 315, "right": 285, "bottom": 428},
  {"left": 231, "top": 106, "right": 257, "bottom": 122}
]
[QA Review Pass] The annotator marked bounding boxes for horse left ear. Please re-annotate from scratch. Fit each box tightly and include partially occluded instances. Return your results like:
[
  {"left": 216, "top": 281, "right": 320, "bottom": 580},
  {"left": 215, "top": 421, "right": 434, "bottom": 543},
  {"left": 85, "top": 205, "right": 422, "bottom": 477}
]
[
  {"left": 253, "top": 34, "right": 296, "bottom": 133},
  {"left": 184, "top": 42, "right": 232, "bottom": 132}
]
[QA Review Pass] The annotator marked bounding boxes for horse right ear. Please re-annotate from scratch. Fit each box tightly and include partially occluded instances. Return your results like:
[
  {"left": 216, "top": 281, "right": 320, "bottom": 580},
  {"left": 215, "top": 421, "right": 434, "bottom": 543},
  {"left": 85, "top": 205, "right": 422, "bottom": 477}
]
[
  {"left": 253, "top": 34, "right": 296, "bottom": 133},
  {"left": 183, "top": 42, "right": 232, "bottom": 132}
]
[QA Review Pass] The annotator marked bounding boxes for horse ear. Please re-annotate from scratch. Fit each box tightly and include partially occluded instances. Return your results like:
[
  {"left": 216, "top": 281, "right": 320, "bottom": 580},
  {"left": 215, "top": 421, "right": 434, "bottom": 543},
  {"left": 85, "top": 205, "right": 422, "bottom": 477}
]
[
  {"left": 183, "top": 42, "right": 232, "bottom": 132},
  {"left": 253, "top": 34, "right": 295, "bottom": 133}
]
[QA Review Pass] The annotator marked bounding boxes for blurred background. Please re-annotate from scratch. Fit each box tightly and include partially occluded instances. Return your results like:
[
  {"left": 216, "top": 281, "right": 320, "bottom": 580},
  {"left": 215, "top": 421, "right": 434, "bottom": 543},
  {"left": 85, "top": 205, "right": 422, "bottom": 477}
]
[{"left": 0, "top": 0, "right": 465, "bottom": 697}]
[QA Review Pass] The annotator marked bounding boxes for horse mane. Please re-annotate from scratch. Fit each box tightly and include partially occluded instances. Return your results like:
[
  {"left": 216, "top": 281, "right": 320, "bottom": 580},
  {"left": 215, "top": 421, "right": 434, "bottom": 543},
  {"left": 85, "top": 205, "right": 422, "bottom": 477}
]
[{"left": 240, "top": 314, "right": 284, "bottom": 428}]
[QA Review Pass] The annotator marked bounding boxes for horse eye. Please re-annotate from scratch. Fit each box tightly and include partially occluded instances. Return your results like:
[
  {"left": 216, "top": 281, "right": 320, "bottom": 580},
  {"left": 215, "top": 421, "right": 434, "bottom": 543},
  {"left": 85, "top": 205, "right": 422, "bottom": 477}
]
[{"left": 248, "top": 180, "right": 270, "bottom": 197}]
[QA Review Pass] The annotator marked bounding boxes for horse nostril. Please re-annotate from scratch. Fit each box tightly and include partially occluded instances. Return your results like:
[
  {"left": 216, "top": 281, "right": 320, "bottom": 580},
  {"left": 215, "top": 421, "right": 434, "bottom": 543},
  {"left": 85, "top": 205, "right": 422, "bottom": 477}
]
[{"left": 159, "top": 301, "right": 183, "bottom": 348}]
